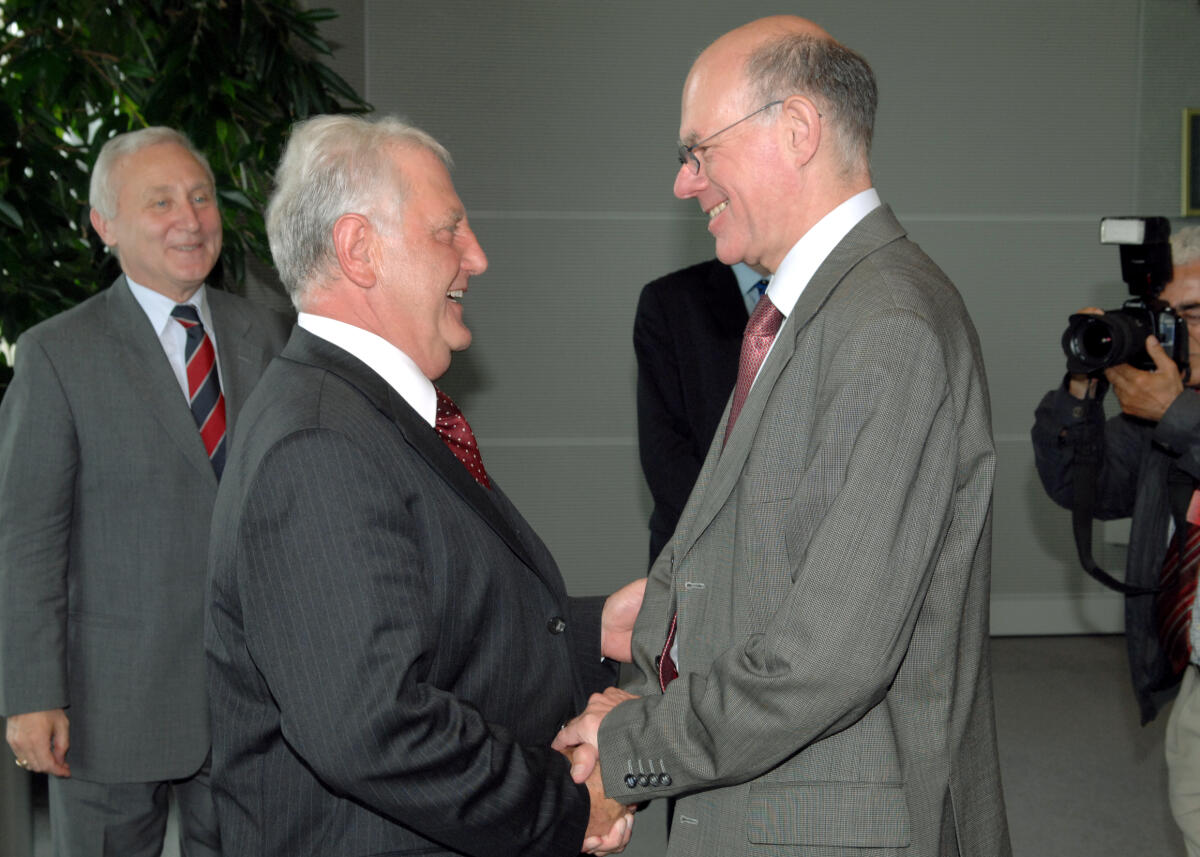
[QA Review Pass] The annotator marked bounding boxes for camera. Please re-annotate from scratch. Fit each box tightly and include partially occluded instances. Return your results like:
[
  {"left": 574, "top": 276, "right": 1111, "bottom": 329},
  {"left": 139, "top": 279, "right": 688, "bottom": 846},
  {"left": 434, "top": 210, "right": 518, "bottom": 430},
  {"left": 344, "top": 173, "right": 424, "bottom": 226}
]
[{"left": 1061, "top": 216, "right": 1188, "bottom": 376}]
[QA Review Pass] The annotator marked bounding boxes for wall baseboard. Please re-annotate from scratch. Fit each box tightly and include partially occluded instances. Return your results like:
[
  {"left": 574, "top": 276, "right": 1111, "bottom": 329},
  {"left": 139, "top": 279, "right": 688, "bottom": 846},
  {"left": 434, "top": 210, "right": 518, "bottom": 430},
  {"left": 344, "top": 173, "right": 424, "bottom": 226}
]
[{"left": 991, "top": 592, "right": 1124, "bottom": 636}]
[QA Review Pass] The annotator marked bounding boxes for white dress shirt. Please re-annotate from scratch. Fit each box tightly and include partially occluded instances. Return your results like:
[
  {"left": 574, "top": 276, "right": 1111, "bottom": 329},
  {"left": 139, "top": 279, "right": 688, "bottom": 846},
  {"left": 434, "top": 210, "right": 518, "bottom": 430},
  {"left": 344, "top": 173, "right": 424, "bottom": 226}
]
[
  {"left": 127, "top": 278, "right": 223, "bottom": 402},
  {"left": 752, "top": 188, "right": 882, "bottom": 386},
  {"left": 297, "top": 313, "right": 438, "bottom": 427}
]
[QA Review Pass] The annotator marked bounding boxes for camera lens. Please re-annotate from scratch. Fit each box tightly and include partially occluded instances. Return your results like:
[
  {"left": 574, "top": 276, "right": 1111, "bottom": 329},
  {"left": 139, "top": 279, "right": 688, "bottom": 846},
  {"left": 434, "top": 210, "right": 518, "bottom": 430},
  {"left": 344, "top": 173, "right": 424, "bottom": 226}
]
[{"left": 1062, "top": 311, "right": 1151, "bottom": 372}]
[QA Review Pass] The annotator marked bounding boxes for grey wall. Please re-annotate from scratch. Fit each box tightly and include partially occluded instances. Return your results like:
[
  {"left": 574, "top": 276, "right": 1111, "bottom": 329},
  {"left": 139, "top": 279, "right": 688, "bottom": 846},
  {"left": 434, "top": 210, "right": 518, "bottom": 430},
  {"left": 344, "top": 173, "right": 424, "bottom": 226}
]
[{"left": 319, "top": 0, "right": 1200, "bottom": 634}]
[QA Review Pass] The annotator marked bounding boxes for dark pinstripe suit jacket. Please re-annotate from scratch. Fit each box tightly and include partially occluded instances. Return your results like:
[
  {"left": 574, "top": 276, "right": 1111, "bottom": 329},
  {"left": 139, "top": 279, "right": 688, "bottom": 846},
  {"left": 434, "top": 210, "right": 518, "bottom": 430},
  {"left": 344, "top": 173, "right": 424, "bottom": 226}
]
[
  {"left": 598, "top": 207, "right": 1011, "bottom": 856},
  {"left": 206, "top": 328, "right": 616, "bottom": 856}
]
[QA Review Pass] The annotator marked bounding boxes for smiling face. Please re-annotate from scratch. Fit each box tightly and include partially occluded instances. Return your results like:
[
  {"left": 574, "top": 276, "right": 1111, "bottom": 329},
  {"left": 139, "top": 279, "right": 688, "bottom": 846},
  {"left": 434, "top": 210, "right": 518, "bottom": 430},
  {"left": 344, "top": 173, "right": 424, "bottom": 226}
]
[
  {"left": 90, "top": 142, "right": 222, "bottom": 302},
  {"left": 673, "top": 49, "right": 795, "bottom": 272},
  {"left": 369, "top": 145, "right": 488, "bottom": 380}
]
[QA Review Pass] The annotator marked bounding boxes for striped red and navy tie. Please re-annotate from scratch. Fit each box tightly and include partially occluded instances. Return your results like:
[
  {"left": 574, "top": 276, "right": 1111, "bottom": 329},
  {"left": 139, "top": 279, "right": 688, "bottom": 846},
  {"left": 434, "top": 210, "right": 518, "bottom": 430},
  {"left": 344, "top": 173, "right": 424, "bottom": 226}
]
[{"left": 171, "top": 304, "right": 226, "bottom": 477}]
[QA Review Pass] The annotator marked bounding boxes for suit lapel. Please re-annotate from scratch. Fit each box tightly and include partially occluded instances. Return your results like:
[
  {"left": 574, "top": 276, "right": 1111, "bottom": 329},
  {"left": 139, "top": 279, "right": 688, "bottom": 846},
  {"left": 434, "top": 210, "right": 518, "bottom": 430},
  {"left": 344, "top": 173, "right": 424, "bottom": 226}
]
[
  {"left": 679, "top": 206, "right": 908, "bottom": 560},
  {"left": 207, "top": 289, "right": 261, "bottom": 435},
  {"left": 104, "top": 276, "right": 217, "bottom": 483},
  {"left": 283, "top": 329, "right": 543, "bottom": 577}
]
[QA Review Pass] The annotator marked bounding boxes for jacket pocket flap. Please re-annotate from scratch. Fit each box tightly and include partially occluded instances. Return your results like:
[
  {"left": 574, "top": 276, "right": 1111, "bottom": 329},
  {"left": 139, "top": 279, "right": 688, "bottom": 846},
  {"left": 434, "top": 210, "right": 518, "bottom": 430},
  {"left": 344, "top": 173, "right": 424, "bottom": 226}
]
[{"left": 747, "top": 782, "right": 911, "bottom": 847}]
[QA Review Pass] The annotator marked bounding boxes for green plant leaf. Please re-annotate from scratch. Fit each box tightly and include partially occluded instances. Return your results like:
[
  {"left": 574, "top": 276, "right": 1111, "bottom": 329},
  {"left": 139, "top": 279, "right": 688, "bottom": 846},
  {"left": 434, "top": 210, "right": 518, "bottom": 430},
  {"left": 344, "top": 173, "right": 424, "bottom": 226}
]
[
  {"left": 0, "top": 0, "right": 368, "bottom": 343},
  {"left": 0, "top": 201, "right": 24, "bottom": 230}
]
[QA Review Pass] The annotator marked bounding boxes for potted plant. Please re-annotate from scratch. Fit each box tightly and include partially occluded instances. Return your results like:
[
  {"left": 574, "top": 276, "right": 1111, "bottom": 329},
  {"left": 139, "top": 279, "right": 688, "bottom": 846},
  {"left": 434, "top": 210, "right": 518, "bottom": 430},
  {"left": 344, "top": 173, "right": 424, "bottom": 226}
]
[{"left": 0, "top": 0, "right": 370, "bottom": 397}]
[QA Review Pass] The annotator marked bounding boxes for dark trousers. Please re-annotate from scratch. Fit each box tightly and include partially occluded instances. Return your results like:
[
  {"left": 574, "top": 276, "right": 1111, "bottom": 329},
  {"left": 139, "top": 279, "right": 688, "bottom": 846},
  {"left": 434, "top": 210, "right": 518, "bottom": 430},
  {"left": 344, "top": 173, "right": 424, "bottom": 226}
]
[{"left": 47, "top": 757, "right": 218, "bottom": 857}]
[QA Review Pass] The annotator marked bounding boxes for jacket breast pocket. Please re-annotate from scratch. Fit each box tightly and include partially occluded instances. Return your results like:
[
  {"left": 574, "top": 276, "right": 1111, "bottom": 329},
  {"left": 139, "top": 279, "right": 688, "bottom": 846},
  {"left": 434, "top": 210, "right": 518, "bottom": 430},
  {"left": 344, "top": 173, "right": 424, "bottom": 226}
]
[{"left": 746, "top": 781, "right": 911, "bottom": 848}]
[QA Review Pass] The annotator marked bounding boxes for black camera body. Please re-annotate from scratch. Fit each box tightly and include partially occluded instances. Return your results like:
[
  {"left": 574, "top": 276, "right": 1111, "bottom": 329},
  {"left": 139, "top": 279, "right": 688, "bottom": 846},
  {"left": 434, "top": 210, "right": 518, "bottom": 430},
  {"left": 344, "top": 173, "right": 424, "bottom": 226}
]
[{"left": 1061, "top": 216, "right": 1189, "bottom": 376}]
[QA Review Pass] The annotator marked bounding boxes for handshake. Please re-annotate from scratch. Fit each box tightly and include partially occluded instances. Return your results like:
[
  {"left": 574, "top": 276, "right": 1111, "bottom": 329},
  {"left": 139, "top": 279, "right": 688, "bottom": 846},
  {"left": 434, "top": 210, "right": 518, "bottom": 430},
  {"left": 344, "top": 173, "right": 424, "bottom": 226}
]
[
  {"left": 561, "top": 574, "right": 650, "bottom": 854},
  {"left": 555, "top": 687, "right": 641, "bottom": 855}
]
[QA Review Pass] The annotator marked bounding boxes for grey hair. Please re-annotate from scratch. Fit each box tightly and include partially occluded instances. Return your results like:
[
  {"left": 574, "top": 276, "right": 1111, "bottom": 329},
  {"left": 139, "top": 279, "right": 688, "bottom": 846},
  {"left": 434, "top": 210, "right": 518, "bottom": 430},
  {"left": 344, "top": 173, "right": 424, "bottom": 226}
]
[
  {"left": 266, "top": 114, "right": 452, "bottom": 307},
  {"left": 744, "top": 33, "right": 877, "bottom": 176},
  {"left": 1172, "top": 225, "right": 1200, "bottom": 268},
  {"left": 89, "top": 127, "right": 215, "bottom": 220}
]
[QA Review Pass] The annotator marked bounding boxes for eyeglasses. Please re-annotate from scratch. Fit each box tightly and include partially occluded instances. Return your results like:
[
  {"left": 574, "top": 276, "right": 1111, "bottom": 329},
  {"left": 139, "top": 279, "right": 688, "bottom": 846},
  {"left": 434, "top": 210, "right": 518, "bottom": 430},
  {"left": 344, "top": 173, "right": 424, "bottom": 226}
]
[{"left": 677, "top": 100, "right": 784, "bottom": 174}]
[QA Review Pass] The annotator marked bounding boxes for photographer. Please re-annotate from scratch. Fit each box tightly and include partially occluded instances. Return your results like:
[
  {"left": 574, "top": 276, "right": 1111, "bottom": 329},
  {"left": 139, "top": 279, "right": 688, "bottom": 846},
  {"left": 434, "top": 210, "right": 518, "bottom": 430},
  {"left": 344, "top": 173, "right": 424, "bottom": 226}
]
[{"left": 1032, "top": 225, "right": 1200, "bottom": 853}]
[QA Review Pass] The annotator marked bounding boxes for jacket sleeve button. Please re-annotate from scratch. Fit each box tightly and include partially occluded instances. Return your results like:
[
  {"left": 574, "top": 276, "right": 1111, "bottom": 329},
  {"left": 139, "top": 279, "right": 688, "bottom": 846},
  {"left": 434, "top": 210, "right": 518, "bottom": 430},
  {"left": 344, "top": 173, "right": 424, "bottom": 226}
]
[{"left": 624, "top": 774, "right": 638, "bottom": 788}]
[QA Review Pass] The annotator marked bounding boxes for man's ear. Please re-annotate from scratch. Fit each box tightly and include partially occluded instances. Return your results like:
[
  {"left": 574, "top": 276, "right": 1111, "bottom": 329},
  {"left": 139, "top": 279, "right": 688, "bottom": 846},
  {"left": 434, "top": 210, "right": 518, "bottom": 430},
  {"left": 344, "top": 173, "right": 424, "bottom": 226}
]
[
  {"left": 780, "top": 94, "right": 823, "bottom": 167},
  {"left": 89, "top": 208, "right": 116, "bottom": 248},
  {"left": 332, "top": 213, "right": 377, "bottom": 288}
]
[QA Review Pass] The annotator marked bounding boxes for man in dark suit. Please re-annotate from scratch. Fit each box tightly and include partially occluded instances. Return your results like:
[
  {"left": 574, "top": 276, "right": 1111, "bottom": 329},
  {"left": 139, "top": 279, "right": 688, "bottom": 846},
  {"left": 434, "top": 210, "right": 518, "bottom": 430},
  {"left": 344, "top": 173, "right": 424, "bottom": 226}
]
[
  {"left": 205, "top": 114, "right": 642, "bottom": 857},
  {"left": 557, "top": 16, "right": 1010, "bottom": 855},
  {"left": 0, "top": 127, "right": 290, "bottom": 855},
  {"left": 634, "top": 260, "right": 760, "bottom": 565}
]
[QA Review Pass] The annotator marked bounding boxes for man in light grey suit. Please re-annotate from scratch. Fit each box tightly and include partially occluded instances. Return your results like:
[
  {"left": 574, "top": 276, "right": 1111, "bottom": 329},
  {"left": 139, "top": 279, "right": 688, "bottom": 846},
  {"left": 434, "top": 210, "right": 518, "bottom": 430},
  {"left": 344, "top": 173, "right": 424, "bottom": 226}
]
[
  {"left": 206, "top": 114, "right": 640, "bottom": 857},
  {"left": 0, "top": 127, "right": 290, "bottom": 855},
  {"left": 556, "top": 16, "right": 1011, "bottom": 856}
]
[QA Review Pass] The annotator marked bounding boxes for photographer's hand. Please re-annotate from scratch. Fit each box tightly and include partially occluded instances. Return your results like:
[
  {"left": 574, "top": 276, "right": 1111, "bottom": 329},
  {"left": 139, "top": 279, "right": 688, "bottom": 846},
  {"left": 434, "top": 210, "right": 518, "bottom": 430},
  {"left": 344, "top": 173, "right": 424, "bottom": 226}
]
[{"left": 1104, "top": 334, "right": 1185, "bottom": 421}]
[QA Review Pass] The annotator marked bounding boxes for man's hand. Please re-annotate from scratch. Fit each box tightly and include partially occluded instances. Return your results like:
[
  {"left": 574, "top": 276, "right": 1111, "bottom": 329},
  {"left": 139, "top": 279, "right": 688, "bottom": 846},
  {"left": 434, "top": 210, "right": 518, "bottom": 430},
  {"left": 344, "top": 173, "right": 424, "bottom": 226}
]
[
  {"left": 1105, "top": 335, "right": 1185, "bottom": 421},
  {"left": 600, "top": 578, "right": 646, "bottom": 663},
  {"left": 6, "top": 709, "right": 71, "bottom": 777},
  {"left": 553, "top": 687, "right": 638, "bottom": 783},
  {"left": 582, "top": 760, "right": 635, "bottom": 855}
]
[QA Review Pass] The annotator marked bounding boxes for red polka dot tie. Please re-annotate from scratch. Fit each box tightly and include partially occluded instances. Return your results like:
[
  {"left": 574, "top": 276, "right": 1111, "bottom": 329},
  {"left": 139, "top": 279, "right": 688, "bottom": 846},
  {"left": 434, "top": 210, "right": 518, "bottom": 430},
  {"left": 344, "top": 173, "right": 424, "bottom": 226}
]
[{"left": 435, "top": 389, "right": 491, "bottom": 489}]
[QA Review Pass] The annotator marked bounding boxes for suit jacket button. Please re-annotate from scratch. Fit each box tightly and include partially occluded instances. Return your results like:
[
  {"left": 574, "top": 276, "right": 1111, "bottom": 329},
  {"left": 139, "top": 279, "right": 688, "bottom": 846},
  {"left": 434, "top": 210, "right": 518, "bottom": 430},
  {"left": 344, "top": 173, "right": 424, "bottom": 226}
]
[
  {"left": 660, "top": 773, "right": 672, "bottom": 786},
  {"left": 624, "top": 774, "right": 638, "bottom": 788},
  {"left": 637, "top": 774, "right": 650, "bottom": 787},
  {"left": 547, "top": 616, "right": 567, "bottom": 634}
]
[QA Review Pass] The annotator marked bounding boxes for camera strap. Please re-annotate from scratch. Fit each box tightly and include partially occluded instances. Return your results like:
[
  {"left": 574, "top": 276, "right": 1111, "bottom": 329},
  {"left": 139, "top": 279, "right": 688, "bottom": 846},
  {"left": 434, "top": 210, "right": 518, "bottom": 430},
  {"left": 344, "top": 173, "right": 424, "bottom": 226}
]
[{"left": 1069, "top": 387, "right": 1162, "bottom": 596}]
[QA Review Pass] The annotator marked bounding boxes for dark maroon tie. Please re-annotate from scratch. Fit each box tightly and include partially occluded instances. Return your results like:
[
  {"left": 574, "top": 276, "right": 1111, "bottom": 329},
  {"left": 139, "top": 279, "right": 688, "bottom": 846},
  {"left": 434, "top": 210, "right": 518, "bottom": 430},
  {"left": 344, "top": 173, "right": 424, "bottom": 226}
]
[
  {"left": 660, "top": 297, "right": 786, "bottom": 690},
  {"left": 658, "top": 614, "right": 679, "bottom": 691},
  {"left": 726, "top": 294, "right": 784, "bottom": 442},
  {"left": 435, "top": 389, "right": 491, "bottom": 489}
]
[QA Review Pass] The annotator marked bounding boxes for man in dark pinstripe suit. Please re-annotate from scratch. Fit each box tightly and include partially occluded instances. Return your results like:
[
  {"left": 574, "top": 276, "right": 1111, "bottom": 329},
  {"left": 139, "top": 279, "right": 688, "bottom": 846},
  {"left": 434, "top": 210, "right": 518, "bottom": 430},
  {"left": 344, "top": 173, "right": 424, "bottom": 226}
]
[{"left": 205, "top": 115, "right": 641, "bottom": 856}]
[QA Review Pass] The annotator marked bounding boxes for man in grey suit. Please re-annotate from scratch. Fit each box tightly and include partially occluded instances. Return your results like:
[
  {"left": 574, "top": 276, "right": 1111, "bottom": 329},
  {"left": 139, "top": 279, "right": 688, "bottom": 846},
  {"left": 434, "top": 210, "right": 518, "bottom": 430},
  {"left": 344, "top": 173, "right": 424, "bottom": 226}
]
[
  {"left": 0, "top": 127, "right": 290, "bottom": 855},
  {"left": 555, "top": 16, "right": 1011, "bottom": 855},
  {"left": 205, "top": 114, "right": 641, "bottom": 856}
]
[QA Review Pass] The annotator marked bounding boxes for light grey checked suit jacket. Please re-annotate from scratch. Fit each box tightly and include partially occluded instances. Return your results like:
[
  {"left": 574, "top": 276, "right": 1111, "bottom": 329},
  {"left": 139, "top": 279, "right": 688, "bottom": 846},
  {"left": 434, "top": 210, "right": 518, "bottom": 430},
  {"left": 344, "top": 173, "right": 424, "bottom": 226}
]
[
  {"left": 205, "top": 328, "right": 617, "bottom": 856},
  {"left": 598, "top": 206, "right": 1011, "bottom": 856},
  {"left": 0, "top": 276, "right": 290, "bottom": 782}
]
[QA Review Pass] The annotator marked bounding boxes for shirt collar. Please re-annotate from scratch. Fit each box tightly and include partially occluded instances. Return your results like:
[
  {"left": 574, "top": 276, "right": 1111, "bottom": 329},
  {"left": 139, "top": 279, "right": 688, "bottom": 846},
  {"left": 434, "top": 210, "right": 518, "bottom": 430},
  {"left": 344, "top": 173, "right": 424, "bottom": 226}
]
[
  {"left": 766, "top": 188, "right": 881, "bottom": 317},
  {"left": 732, "top": 261, "right": 767, "bottom": 296},
  {"left": 126, "top": 277, "right": 212, "bottom": 336},
  {"left": 297, "top": 312, "right": 438, "bottom": 427}
]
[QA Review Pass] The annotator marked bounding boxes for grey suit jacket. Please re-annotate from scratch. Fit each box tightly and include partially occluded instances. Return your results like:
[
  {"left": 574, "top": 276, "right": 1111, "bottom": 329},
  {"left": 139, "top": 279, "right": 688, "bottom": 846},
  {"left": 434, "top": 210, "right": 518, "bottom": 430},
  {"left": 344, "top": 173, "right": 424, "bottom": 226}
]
[
  {"left": 0, "top": 276, "right": 290, "bottom": 782},
  {"left": 598, "top": 207, "right": 1011, "bottom": 856},
  {"left": 205, "top": 328, "right": 616, "bottom": 857}
]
